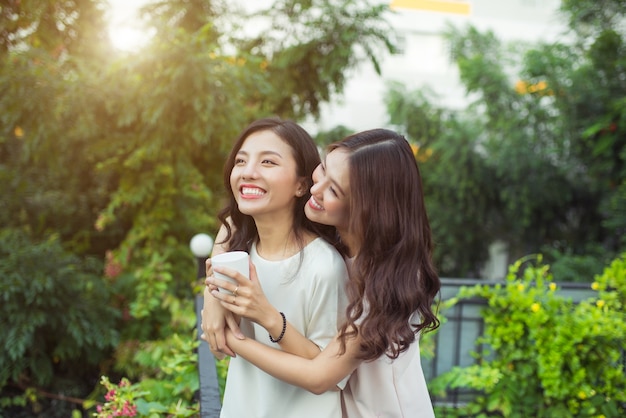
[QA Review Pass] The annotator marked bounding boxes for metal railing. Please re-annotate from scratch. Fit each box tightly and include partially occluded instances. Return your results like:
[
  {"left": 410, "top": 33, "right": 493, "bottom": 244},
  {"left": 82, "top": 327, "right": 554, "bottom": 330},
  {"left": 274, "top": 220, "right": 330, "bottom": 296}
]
[{"left": 195, "top": 278, "right": 598, "bottom": 413}]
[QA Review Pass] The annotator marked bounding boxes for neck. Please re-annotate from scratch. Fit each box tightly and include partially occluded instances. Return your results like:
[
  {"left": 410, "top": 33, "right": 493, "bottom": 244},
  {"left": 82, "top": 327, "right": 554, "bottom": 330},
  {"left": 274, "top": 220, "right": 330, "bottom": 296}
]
[
  {"left": 255, "top": 216, "right": 305, "bottom": 260},
  {"left": 338, "top": 229, "right": 359, "bottom": 258}
]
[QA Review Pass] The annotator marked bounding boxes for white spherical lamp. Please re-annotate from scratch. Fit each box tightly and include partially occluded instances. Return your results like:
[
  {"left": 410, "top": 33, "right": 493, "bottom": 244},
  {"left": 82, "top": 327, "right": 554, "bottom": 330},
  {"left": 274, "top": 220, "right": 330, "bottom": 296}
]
[{"left": 189, "top": 233, "right": 214, "bottom": 258}]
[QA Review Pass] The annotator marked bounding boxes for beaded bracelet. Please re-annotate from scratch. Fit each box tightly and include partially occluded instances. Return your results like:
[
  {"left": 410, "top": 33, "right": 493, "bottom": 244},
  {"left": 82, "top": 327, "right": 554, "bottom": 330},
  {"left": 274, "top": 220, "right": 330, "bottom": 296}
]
[{"left": 269, "top": 312, "right": 287, "bottom": 343}]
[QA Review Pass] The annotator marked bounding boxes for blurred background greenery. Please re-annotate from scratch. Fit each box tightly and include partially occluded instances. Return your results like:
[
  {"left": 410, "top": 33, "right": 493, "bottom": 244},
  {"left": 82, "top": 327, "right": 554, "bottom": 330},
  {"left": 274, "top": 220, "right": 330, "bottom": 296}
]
[{"left": 0, "top": 0, "right": 624, "bottom": 416}]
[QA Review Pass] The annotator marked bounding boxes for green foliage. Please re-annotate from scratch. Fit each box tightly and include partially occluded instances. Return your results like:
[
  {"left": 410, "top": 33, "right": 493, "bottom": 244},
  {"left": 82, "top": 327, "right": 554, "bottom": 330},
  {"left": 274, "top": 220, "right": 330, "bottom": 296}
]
[
  {"left": 88, "top": 332, "right": 201, "bottom": 417},
  {"left": 386, "top": 83, "right": 497, "bottom": 276},
  {"left": 92, "top": 377, "right": 142, "bottom": 417},
  {"left": 0, "top": 229, "right": 120, "bottom": 417},
  {"left": 431, "top": 254, "right": 626, "bottom": 417},
  {"left": 385, "top": 0, "right": 625, "bottom": 278},
  {"left": 540, "top": 244, "right": 609, "bottom": 283},
  {"left": 248, "top": 0, "right": 396, "bottom": 118},
  {"left": 216, "top": 358, "right": 229, "bottom": 400},
  {"left": 314, "top": 125, "right": 354, "bottom": 147}
]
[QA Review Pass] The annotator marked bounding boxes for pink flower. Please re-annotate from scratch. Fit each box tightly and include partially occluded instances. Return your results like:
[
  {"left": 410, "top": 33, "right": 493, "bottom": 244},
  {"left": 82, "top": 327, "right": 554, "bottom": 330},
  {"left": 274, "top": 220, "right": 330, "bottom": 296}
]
[{"left": 105, "top": 389, "right": 116, "bottom": 401}]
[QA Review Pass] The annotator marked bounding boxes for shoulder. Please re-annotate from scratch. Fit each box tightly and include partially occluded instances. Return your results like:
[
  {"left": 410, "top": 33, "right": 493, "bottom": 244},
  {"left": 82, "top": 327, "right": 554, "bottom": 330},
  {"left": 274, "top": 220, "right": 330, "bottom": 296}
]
[
  {"left": 305, "top": 238, "right": 345, "bottom": 262},
  {"left": 302, "top": 238, "right": 348, "bottom": 280}
]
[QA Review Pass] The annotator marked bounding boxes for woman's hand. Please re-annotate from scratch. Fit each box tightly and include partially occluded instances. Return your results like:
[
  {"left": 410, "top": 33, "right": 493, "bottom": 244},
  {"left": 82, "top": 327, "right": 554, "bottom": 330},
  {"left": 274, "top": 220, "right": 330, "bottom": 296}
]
[
  {"left": 208, "top": 260, "right": 280, "bottom": 334},
  {"left": 201, "top": 258, "right": 244, "bottom": 359}
]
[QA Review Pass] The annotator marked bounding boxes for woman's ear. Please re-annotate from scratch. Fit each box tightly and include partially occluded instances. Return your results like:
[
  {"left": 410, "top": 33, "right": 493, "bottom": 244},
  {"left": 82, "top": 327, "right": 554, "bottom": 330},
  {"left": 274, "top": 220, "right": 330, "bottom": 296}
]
[{"left": 295, "top": 178, "right": 308, "bottom": 197}]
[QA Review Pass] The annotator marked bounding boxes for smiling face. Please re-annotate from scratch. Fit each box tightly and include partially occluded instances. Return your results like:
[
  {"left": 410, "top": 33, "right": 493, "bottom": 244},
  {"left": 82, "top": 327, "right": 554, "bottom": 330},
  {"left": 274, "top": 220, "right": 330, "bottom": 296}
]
[
  {"left": 230, "top": 130, "right": 307, "bottom": 221},
  {"left": 305, "top": 148, "right": 352, "bottom": 236}
]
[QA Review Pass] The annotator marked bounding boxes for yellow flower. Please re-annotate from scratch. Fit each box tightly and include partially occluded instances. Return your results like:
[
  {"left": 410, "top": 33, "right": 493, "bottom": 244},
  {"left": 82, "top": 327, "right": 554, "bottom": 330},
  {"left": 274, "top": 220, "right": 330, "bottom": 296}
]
[
  {"left": 596, "top": 300, "right": 605, "bottom": 308},
  {"left": 549, "top": 282, "right": 556, "bottom": 291},
  {"left": 515, "top": 79, "right": 553, "bottom": 96},
  {"left": 591, "top": 282, "right": 599, "bottom": 291},
  {"left": 14, "top": 126, "right": 24, "bottom": 138},
  {"left": 578, "top": 390, "right": 587, "bottom": 399},
  {"left": 530, "top": 303, "right": 540, "bottom": 313},
  {"left": 528, "top": 80, "right": 548, "bottom": 93},
  {"left": 410, "top": 144, "right": 433, "bottom": 162},
  {"left": 515, "top": 80, "right": 528, "bottom": 94},
  {"left": 517, "top": 284, "right": 525, "bottom": 291}
]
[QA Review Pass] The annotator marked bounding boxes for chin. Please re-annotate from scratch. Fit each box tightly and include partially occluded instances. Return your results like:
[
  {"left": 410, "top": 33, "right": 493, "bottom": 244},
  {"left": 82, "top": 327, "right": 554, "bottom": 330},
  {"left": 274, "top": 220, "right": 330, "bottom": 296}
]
[
  {"left": 237, "top": 204, "right": 259, "bottom": 216},
  {"left": 304, "top": 205, "right": 323, "bottom": 223}
]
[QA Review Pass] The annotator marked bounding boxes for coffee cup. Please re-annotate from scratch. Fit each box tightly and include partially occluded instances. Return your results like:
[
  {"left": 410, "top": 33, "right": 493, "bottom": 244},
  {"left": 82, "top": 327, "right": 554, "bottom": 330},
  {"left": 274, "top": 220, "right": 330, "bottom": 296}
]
[{"left": 211, "top": 251, "right": 249, "bottom": 294}]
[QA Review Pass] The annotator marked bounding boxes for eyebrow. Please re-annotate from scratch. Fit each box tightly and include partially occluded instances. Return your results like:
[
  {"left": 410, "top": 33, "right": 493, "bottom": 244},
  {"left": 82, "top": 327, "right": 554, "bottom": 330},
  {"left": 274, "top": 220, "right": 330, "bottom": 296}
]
[
  {"left": 321, "top": 159, "right": 346, "bottom": 197},
  {"left": 236, "top": 150, "right": 284, "bottom": 159}
]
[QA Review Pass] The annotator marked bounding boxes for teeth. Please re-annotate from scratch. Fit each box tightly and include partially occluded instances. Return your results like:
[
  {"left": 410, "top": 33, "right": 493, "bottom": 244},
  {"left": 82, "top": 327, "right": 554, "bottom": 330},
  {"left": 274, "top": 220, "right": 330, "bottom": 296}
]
[
  {"left": 241, "top": 187, "right": 265, "bottom": 196},
  {"left": 310, "top": 196, "right": 324, "bottom": 210}
]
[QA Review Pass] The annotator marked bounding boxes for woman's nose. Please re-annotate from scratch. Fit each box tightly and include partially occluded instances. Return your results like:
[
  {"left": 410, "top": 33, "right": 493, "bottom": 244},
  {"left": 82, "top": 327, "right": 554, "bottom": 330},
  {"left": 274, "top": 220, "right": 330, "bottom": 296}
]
[
  {"left": 241, "top": 162, "right": 258, "bottom": 179},
  {"left": 310, "top": 176, "right": 327, "bottom": 195},
  {"left": 311, "top": 165, "right": 324, "bottom": 186}
]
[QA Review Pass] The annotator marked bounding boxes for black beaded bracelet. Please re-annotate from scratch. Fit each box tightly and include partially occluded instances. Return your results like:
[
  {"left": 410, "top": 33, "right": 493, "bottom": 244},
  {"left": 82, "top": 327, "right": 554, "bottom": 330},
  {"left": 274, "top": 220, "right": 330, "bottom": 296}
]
[{"left": 269, "top": 312, "right": 287, "bottom": 343}]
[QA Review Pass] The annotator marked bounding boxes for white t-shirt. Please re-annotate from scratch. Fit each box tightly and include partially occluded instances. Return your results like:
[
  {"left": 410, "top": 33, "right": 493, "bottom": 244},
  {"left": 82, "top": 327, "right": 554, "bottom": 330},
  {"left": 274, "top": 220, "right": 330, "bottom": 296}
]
[
  {"left": 220, "top": 237, "right": 349, "bottom": 418},
  {"left": 341, "top": 314, "right": 435, "bottom": 418}
]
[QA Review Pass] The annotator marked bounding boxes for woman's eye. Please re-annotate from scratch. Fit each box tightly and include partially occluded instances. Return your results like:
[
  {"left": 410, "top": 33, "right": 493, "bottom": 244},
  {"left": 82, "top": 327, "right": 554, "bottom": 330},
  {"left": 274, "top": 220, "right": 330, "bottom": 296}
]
[
  {"left": 262, "top": 159, "right": 277, "bottom": 165},
  {"left": 329, "top": 186, "right": 338, "bottom": 197},
  {"left": 235, "top": 158, "right": 246, "bottom": 165}
]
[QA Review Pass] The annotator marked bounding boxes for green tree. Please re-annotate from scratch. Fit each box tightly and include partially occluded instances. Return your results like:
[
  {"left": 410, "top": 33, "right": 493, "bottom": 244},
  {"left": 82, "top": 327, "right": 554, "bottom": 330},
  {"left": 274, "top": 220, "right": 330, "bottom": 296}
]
[
  {"left": 314, "top": 125, "right": 354, "bottom": 147},
  {"left": 385, "top": 0, "right": 625, "bottom": 279},
  {"left": 386, "top": 83, "right": 497, "bottom": 277}
]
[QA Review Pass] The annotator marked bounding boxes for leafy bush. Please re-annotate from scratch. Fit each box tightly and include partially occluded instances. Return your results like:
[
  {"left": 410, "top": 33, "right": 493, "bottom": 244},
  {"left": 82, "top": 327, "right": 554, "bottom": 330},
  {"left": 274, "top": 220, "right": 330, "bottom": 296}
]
[
  {"left": 86, "top": 298, "right": 202, "bottom": 416},
  {"left": 541, "top": 244, "right": 610, "bottom": 283},
  {"left": 0, "top": 229, "right": 120, "bottom": 414},
  {"left": 431, "top": 254, "right": 626, "bottom": 417}
]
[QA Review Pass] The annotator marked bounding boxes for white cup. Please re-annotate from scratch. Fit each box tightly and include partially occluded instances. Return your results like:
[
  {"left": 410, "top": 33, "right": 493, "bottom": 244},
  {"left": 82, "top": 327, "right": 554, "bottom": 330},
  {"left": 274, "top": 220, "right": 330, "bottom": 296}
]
[{"left": 211, "top": 251, "right": 249, "bottom": 294}]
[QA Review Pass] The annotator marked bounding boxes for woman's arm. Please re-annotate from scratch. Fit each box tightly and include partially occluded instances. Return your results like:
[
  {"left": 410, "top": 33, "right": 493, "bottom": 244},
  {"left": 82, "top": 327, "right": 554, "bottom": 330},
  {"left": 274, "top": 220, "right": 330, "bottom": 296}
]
[
  {"left": 201, "top": 224, "right": 243, "bottom": 359},
  {"left": 224, "top": 328, "right": 363, "bottom": 394},
  {"left": 209, "top": 262, "right": 323, "bottom": 360}
]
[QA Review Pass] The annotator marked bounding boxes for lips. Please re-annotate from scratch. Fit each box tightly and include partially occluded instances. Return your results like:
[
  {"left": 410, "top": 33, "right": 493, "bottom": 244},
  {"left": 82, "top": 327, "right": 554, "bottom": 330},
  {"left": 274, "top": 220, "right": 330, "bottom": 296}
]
[{"left": 308, "top": 196, "right": 324, "bottom": 210}]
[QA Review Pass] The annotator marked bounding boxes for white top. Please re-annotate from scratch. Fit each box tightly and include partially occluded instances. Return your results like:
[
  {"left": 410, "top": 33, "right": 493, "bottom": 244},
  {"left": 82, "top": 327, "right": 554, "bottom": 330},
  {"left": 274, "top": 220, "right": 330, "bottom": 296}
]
[
  {"left": 341, "top": 316, "right": 435, "bottom": 418},
  {"left": 340, "top": 257, "right": 435, "bottom": 417},
  {"left": 220, "top": 237, "right": 349, "bottom": 418}
]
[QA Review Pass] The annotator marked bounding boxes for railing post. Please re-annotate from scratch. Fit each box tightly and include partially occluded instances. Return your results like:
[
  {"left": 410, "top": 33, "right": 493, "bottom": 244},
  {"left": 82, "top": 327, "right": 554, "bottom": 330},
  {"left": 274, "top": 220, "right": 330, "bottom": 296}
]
[
  {"left": 189, "top": 234, "right": 221, "bottom": 417},
  {"left": 195, "top": 294, "right": 222, "bottom": 417}
]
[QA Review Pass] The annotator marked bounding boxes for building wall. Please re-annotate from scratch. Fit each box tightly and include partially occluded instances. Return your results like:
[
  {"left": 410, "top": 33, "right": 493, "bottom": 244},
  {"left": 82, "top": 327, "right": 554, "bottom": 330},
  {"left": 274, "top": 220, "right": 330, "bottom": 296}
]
[{"left": 302, "top": 0, "right": 567, "bottom": 134}]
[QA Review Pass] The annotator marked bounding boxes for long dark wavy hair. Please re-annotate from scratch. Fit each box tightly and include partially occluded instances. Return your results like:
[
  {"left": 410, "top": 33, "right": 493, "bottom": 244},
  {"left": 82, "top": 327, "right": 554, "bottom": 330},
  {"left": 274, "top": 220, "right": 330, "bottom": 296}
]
[
  {"left": 331, "top": 129, "right": 441, "bottom": 361},
  {"left": 217, "top": 117, "right": 340, "bottom": 255}
]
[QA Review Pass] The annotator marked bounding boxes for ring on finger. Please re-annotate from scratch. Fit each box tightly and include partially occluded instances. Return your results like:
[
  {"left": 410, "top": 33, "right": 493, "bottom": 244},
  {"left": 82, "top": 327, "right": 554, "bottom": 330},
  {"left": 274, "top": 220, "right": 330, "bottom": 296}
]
[{"left": 233, "top": 286, "right": 239, "bottom": 297}]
